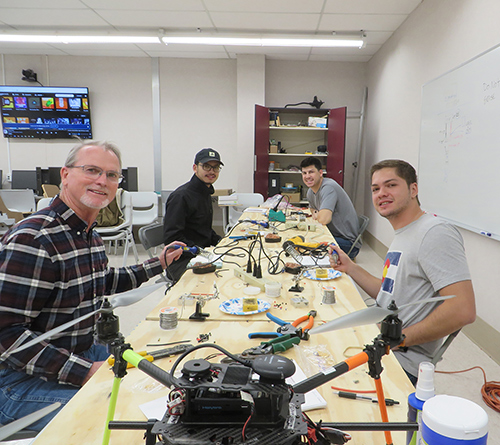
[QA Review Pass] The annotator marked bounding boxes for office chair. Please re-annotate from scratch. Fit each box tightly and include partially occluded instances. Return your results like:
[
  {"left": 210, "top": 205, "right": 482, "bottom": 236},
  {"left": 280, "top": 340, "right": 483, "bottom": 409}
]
[
  {"left": 138, "top": 222, "right": 169, "bottom": 283},
  {"left": 225, "top": 193, "right": 264, "bottom": 233},
  {"left": 95, "top": 190, "right": 139, "bottom": 266},
  {"left": 130, "top": 191, "right": 159, "bottom": 229},
  {"left": 347, "top": 214, "right": 370, "bottom": 257},
  {"left": 42, "top": 184, "right": 60, "bottom": 198}
]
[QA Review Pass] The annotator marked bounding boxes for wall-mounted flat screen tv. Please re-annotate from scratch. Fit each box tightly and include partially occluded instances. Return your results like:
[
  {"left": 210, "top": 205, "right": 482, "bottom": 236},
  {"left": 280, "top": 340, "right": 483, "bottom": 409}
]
[{"left": 0, "top": 85, "right": 92, "bottom": 139}]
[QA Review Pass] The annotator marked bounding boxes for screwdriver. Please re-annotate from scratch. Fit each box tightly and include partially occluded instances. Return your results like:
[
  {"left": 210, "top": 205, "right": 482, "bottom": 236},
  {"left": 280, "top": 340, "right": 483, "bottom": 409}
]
[{"left": 332, "top": 390, "right": 399, "bottom": 406}]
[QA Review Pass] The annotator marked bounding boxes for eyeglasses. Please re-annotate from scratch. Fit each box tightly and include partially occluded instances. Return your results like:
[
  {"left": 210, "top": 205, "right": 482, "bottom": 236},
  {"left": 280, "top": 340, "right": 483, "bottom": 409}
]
[
  {"left": 68, "top": 165, "right": 124, "bottom": 183},
  {"left": 199, "top": 163, "right": 222, "bottom": 173}
]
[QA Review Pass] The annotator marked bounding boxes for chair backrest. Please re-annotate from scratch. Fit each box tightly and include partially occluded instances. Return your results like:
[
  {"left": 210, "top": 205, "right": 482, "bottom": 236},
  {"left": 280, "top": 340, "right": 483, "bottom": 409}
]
[
  {"left": 0, "top": 189, "right": 36, "bottom": 213},
  {"left": 42, "top": 184, "right": 60, "bottom": 198},
  {"left": 357, "top": 214, "right": 369, "bottom": 236},
  {"left": 346, "top": 214, "right": 370, "bottom": 256},
  {"left": 118, "top": 189, "right": 133, "bottom": 227},
  {"left": 138, "top": 222, "right": 164, "bottom": 258},
  {"left": 0, "top": 195, "right": 24, "bottom": 222},
  {"left": 130, "top": 191, "right": 159, "bottom": 226},
  {"left": 228, "top": 193, "right": 264, "bottom": 227},
  {"left": 36, "top": 197, "right": 53, "bottom": 211}
]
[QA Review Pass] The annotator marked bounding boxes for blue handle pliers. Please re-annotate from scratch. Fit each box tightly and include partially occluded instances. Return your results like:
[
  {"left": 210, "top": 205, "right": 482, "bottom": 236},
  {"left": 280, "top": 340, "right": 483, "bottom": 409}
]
[{"left": 248, "top": 311, "right": 317, "bottom": 340}]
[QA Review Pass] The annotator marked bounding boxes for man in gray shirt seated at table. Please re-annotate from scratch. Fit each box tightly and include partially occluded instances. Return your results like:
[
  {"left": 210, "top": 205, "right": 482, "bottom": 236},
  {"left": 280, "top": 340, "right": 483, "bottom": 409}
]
[{"left": 300, "top": 156, "right": 360, "bottom": 258}]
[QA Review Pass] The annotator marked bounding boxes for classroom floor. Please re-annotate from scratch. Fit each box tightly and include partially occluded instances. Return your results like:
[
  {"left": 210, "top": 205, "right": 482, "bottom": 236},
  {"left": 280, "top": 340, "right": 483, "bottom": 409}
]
[{"left": 2, "top": 240, "right": 499, "bottom": 444}]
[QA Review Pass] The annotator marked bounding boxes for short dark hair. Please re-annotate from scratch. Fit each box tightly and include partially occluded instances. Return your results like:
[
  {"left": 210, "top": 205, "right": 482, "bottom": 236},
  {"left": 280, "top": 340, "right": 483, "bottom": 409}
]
[
  {"left": 370, "top": 159, "right": 418, "bottom": 187},
  {"left": 300, "top": 156, "right": 322, "bottom": 171}
]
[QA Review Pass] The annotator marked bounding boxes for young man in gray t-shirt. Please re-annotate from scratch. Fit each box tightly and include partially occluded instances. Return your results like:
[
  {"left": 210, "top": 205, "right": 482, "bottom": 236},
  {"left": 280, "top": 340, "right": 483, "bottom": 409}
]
[
  {"left": 329, "top": 159, "right": 476, "bottom": 384},
  {"left": 300, "top": 157, "right": 360, "bottom": 258}
]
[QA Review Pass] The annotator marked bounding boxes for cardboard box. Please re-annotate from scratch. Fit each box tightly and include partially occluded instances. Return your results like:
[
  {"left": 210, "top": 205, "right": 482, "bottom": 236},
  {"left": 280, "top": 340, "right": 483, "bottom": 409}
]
[
  {"left": 282, "top": 192, "right": 301, "bottom": 203},
  {"left": 269, "top": 145, "right": 278, "bottom": 153},
  {"left": 213, "top": 188, "right": 233, "bottom": 197}
]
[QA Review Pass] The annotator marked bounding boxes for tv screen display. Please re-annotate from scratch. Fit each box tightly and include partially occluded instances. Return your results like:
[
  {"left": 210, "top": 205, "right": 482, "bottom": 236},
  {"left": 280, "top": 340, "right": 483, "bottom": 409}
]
[{"left": 0, "top": 85, "right": 92, "bottom": 139}]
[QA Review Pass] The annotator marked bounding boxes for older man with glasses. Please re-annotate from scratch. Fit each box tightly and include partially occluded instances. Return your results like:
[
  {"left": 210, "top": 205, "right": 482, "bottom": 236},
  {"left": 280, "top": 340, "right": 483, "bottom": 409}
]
[
  {"left": 163, "top": 148, "right": 224, "bottom": 282},
  {"left": 0, "top": 140, "right": 185, "bottom": 431}
]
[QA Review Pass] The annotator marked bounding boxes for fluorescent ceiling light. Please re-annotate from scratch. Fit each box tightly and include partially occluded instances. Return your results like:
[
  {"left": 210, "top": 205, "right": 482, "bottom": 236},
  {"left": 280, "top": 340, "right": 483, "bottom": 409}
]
[
  {"left": 0, "top": 35, "right": 161, "bottom": 44},
  {"left": 162, "top": 36, "right": 364, "bottom": 48}
]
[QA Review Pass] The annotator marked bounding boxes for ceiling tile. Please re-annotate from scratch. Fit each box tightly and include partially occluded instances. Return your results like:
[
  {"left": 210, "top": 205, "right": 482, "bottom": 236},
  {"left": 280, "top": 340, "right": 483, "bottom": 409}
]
[
  {"left": 0, "top": 8, "right": 111, "bottom": 28},
  {"left": 210, "top": 12, "right": 321, "bottom": 31},
  {"left": 83, "top": 0, "right": 205, "bottom": 11},
  {"left": 319, "top": 13, "right": 408, "bottom": 32},
  {"left": 98, "top": 10, "right": 213, "bottom": 29},
  {"left": 324, "top": 0, "right": 422, "bottom": 15},
  {"left": 205, "top": 0, "right": 325, "bottom": 14}
]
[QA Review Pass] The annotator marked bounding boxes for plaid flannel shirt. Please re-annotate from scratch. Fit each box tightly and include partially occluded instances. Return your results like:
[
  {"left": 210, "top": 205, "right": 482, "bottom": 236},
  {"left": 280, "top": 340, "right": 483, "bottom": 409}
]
[{"left": 0, "top": 197, "right": 162, "bottom": 386}]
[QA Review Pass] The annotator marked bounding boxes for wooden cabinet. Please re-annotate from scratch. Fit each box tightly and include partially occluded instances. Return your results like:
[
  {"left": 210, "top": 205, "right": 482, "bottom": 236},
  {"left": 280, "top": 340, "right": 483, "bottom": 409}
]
[{"left": 253, "top": 105, "right": 346, "bottom": 204}]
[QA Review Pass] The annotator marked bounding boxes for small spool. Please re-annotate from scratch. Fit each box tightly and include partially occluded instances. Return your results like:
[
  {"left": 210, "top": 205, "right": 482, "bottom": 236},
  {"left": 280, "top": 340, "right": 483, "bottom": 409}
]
[
  {"left": 159, "top": 306, "right": 178, "bottom": 330},
  {"left": 322, "top": 286, "right": 336, "bottom": 304}
]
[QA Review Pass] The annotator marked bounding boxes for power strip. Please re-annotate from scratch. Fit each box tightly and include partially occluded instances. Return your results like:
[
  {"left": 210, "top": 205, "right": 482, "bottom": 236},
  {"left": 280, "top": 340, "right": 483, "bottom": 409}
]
[{"left": 233, "top": 269, "right": 272, "bottom": 291}]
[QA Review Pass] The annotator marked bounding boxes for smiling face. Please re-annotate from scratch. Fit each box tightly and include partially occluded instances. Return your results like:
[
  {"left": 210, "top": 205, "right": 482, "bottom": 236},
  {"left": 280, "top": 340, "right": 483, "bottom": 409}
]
[
  {"left": 60, "top": 145, "right": 121, "bottom": 224},
  {"left": 193, "top": 160, "right": 220, "bottom": 186},
  {"left": 301, "top": 165, "right": 323, "bottom": 192},
  {"left": 371, "top": 167, "right": 419, "bottom": 224}
]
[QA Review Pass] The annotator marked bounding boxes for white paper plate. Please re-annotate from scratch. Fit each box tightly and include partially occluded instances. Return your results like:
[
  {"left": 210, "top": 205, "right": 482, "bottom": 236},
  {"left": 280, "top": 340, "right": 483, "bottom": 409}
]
[
  {"left": 219, "top": 298, "right": 271, "bottom": 315},
  {"left": 303, "top": 268, "right": 342, "bottom": 281}
]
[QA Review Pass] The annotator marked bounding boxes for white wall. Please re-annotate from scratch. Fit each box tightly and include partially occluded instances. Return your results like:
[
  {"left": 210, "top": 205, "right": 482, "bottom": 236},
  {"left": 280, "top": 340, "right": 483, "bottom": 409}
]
[
  {"left": 363, "top": 0, "right": 500, "bottom": 338},
  {"left": 0, "top": 55, "right": 367, "bottom": 206}
]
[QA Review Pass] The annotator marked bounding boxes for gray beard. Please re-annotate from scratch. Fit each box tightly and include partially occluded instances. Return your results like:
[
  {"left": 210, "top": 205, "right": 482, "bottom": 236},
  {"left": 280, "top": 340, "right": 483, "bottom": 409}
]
[{"left": 80, "top": 194, "right": 110, "bottom": 209}]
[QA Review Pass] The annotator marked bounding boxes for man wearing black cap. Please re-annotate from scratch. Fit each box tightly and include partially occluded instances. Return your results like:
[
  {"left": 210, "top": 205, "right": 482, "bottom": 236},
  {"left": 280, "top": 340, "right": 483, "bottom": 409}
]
[{"left": 163, "top": 148, "right": 223, "bottom": 282}]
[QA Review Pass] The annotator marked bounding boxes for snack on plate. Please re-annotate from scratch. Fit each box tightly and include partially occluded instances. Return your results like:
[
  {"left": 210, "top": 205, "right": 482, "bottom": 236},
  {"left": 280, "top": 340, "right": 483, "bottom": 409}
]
[{"left": 315, "top": 268, "right": 328, "bottom": 279}]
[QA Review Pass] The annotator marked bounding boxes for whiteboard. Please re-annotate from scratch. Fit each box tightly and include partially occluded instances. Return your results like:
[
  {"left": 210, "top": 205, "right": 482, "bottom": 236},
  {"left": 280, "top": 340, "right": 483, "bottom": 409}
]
[{"left": 419, "top": 43, "right": 500, "bottom": 241}]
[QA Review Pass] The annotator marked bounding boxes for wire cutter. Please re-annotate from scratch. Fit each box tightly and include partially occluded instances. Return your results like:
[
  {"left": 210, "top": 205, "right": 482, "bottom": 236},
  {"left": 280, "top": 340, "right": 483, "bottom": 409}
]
[
  {"left": 248, "top": 310, "right": 317, "bottom": 340},
  {"left": 242, "top": 334, "right": 301, "bottom": 356}
]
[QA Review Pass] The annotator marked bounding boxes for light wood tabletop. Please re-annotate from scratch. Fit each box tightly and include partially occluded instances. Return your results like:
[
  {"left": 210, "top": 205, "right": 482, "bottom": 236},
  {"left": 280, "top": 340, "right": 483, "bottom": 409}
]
[{"left": 32, "top": 209, "right": 415, "bottom": 445}]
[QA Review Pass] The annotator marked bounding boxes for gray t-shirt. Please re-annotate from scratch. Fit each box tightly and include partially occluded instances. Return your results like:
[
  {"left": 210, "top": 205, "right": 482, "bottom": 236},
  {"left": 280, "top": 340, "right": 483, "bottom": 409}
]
[
  {"left": 306, "top": 177, "right": 359, "bottom": 244},
  {"left": 376, "top": 213, "right": 471, "bottom": 376}
]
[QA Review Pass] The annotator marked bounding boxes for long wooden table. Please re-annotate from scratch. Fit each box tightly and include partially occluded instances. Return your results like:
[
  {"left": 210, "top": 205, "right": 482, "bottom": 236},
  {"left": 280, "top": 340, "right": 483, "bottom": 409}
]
[{"left": 32, "top": 212, "right": 414, "bottom": 444}]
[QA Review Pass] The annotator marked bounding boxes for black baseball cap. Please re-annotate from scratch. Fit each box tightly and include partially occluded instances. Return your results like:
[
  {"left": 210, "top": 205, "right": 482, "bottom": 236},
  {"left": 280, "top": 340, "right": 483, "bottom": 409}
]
[{"left": 194, "top": 148, "right": 224, "bottom": 166}]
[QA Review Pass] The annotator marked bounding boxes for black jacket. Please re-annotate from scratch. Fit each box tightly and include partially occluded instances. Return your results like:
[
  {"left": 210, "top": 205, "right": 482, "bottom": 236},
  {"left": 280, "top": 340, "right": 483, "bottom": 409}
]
[{"left": 163, "top": 174, "right": 221, "bottom": 248}]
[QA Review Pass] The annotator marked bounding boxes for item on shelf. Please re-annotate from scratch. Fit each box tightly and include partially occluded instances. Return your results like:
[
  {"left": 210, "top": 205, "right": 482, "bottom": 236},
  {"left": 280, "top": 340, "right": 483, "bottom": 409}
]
[
  {"left": 270, "top": 144, "right": 278, "bottom": 153},
  {"left": 269, "top": 161, "right": 275, "bottom": 171},
  {"left": 317, "top": 145, "right": 327, "bottom": 153},
  {"left": 308, "top": 116, "right": 327, "bottom": 128}
]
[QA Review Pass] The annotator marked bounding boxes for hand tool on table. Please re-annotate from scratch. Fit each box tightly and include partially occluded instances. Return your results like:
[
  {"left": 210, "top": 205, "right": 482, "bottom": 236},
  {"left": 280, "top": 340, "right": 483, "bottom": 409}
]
[
  {"left": 171, "top": 244, "right": 212, "bottom": 259},
  {"left": 107, "top": 343, "right": 193, "bottom": 368},
  {"left": 332, "top": 390, "right": 400, "bottom": 406},
  {"left": 241, "top": 334, "right": 301, "bottom": 356},
  {"left": 248, "top": 310, "right": 317, "bottom": 340}
]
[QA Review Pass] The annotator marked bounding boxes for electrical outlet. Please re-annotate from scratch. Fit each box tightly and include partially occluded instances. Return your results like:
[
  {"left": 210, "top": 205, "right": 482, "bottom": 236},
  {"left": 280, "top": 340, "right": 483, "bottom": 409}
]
[{"left": 6, "top": 174, "right": 11, "bottom": 182}]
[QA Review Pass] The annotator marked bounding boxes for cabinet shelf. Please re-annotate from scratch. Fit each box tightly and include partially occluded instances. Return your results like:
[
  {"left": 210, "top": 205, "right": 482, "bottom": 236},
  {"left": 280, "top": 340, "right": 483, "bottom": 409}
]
[
  {"left": 268, "top": 153, "right": 327, "bottom": 157},
  {"left": 254, "top": 105, "right": 346, "bottom": 201},
  {"left": 270, "top": 126, "right": 328, "bottom": 131}
]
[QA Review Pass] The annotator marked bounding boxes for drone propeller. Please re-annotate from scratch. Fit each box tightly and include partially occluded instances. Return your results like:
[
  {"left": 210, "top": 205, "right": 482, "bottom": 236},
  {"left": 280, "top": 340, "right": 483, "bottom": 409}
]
[
  {"left": 310, "top": 295, "right": 457, "bottom": 335},
  {"left": 10, "top": 282, "right": 165, "bottom": 355},
  {"left": 0, "top": 402, "right": 61, "bottom": 441}
]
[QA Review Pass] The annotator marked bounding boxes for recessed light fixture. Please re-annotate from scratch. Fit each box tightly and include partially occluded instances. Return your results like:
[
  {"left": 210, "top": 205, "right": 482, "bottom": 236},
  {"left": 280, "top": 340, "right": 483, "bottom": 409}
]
[
  {"left": 161, "top": 35, "right": 364, "bottom": 48},
  {"left": 0, "top": 35, "right": 161, "bottom": 44}
]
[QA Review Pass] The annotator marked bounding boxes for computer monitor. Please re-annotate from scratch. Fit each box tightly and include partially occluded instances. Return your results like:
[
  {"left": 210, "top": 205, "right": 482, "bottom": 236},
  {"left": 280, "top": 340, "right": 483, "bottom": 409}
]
[{"left": 11, "top": 170, "right": 38, "bottom": 193}]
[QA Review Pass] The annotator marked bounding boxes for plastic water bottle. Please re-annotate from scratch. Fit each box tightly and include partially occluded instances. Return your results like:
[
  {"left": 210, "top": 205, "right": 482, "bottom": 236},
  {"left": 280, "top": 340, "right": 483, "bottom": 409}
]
[{"left": 407, "top": 361, "right": 435, "bottom": 444}]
